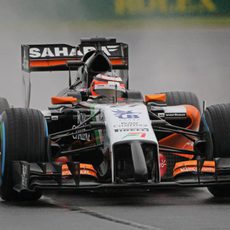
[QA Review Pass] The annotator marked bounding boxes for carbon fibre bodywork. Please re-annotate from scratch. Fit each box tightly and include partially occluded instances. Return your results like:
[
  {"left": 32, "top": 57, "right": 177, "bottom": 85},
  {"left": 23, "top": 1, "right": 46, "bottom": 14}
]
[{"left": 6, "top": 37, "right": 230, "bottom": 195}]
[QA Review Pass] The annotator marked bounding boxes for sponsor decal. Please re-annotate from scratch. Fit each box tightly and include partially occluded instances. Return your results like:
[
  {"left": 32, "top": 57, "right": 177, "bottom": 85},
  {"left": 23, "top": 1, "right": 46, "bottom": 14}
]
[
  {"left": 72, "top": 125, "right": 90, "bottom": 141},
  {"left": 154, "top": 112, "right": 186, "bottom": 118},
  {"left": 29, "top": 45, "right": 120, "bottom": 59},
  {"left": 29, "top": 47, "right": 77, "bottom": 58},
  {"left": 112, "top": 110, "right": 140, "bottom": 119},
  {"left": 179, "top": 166, "right": 214, "bottom": 174},
  {"left": 165, "top": 113, "right": 186, "bottom": 118},
  {"left": 115, "top": 128, "right": 149, "bottom": 133},
  {"left": 72, "top": 112, "right": 91, "bottom": 141},
  {"left": 157, "top": 113, "right": 165, "bottom": 118},
  {"left": 122, "top": 132, "right": 146, "bottom": 139},
  {"left": 119, "top": 121, "right": 139, "bottom": 127},
  {"left": 151, "top": 111, "right": 187, "bottom": 119},
  {"left": 159, "top": 154, "right": 167, "bottom": 177},
  {"left": 80, "top": 45, "right": 120, "bottom": 57},
  {"left": 160, "top": 159, "right": 167, "bottom": 168},
  {"left": 180, "top": 166, "right": 197, "bottom": 172},
  {"left": 113, "top": 119, "right": 149, "bottom": 133}
]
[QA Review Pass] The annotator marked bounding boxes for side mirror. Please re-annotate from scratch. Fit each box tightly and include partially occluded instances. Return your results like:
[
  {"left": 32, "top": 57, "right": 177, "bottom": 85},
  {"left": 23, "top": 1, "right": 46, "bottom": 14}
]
[{"left": 51, "top": 96, "right": 77, "bottom": 105}]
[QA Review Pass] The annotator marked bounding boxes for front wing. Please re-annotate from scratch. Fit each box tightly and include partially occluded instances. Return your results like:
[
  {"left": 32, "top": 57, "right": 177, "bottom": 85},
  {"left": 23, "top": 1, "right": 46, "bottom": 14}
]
[{"left": 12, "top": 159, "right": 230, "bottom": 192}]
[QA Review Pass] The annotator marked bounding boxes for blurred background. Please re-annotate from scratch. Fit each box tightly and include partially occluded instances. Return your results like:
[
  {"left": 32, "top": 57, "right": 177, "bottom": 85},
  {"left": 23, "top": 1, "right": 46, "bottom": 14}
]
[{"left": 0, "top": 0, "right": 230, "bottom": 109}]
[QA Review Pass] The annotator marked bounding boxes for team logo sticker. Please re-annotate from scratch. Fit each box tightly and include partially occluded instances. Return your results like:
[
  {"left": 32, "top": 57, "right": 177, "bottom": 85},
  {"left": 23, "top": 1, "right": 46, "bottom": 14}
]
[{"left": 112, "top": 110, "right": 140, "bottom": 119}]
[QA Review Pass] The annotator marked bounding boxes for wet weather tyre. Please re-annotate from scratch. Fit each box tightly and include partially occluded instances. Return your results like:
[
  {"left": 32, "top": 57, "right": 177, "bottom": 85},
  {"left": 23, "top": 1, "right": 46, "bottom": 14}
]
[
  {"left": 204, "top": 103, "right": 230, "bottom": 197},
  {"left": 0, "top": 98, "right": 9, "bottom": 114},
  {"left": 0, "top": 108, "right": 47, "bottom": 201},
  {"left": 164, "top": 91, "right": 200, "bottom": 111}
]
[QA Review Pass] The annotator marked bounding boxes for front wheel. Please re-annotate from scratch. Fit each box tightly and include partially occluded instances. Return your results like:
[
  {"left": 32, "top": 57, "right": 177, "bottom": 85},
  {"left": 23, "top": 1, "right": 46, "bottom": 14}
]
[
  {"left": 0, "top": 108, "right": 48, "bottom": 201},
  {"left": 204, "top": 103, "right": 230, "bottom": 197}
]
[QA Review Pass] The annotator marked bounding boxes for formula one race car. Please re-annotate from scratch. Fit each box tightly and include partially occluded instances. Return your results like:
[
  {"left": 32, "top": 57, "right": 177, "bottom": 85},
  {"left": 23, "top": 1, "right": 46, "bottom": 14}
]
[{"left": 1, "top": 37, "right": 230, "bottom": 201}]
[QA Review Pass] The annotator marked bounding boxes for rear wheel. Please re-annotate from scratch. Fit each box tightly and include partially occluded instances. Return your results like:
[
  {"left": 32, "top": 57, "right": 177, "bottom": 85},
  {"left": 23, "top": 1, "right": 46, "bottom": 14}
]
[
  {"left": 158, "top": 91, "right": 201, "bottom": 179},
  {"left": 0, "top": 108, "right": 47, "bottom": 201},
  {"left": 204, "top": 104, "right": 230, "bottom": 197},
  {"left": 164, "top": 91, "right": 200, "bottom": 111}
]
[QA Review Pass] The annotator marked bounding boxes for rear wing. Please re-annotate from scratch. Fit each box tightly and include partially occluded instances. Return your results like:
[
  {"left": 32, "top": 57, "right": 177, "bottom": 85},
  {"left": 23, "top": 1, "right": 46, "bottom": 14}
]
[{"left": 21, "top": 38, "right": 128, "bottom": 72}]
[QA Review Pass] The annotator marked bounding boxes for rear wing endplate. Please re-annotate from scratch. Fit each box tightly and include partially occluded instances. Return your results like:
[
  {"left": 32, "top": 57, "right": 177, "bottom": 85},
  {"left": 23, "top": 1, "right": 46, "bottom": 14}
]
[{"left": 21, "top": 38, "right": 128, "bottom": 72}]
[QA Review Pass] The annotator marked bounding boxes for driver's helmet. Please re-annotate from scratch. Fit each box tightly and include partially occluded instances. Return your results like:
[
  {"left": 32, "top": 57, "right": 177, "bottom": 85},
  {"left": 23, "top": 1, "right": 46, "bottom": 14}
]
[{"left": 89, "top": 72, "right": 126, "bottom": 97}]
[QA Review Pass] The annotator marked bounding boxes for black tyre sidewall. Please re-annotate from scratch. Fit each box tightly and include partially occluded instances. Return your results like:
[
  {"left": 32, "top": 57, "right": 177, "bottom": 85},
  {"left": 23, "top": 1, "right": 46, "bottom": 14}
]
[
  {"left": 0, "top": 108, "right": 47, "bottom": 201},
  {"left": 204, "top": 104, "right": 230, "bottom": 158},
  {"left": 164, "top": 91, "right": 200, "bottom": 111},
  {"left": 204, "top": 103, "right": 230, "bottom": 197}
]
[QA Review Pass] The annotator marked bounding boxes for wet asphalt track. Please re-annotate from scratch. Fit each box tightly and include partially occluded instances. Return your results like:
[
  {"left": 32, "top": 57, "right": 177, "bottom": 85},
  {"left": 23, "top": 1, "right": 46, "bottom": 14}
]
[
  {"left": 1, "top": 188, "right": 230, "bottom": 230},
  {"left": 1, "top": 11, "right": 230, "bottom": 230}
]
